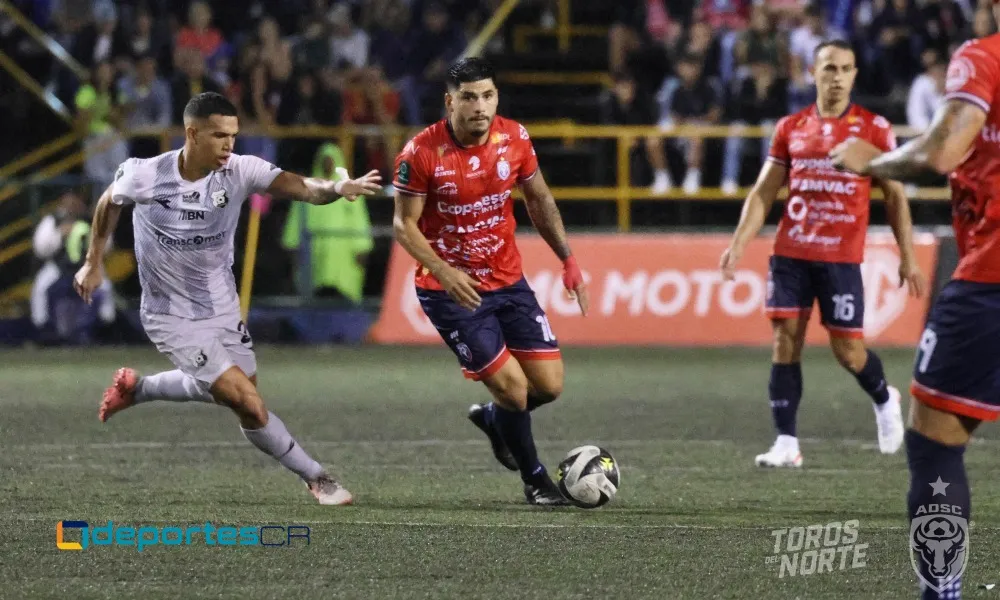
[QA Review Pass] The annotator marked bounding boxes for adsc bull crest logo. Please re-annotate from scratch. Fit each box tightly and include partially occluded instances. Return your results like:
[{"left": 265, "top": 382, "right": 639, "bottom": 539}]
[{"left": 909, "top": 483, "right": 968, "bottom": 594}]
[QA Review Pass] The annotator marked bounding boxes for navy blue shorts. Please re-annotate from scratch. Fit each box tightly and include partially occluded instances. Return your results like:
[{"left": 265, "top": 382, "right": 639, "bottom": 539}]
[
  {"left": 416, "top": 277, "right": 560, "bottom": 380},
  {"left": 765, "top": 255, "right": 865, "bottom": 338},
  {"left": 911, "top": 280, "right": 1000, "bottom": 422}
]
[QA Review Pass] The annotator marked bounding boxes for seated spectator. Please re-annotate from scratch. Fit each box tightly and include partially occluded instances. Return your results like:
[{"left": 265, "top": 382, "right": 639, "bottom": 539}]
[
  {"left": 170, "top": 47, "right": 223, "bottom": 125},
  {"left": 71, "top": 2, "right": 127, "bottom": 70},
  {"left": 117, "top": 53, "right": 172, "bottom": 157},
  {"left": 599, "top": 71, "right": 666, "bottom": 189},
  {"left": 75, "top": 61, "right": 128, "bottom": 191},
  {"left": 397, "top": 1, "right": 465, "bottom": 125},
  {"left": 126, "top": 6, "right": 170, "bottom": 67},
  {"left": 654, "top": 53, "right": 723, "bottom": 194},
  {"left": 328, "top": 3, "right": 370, "bottom": 72},
  {"left": 907, "top": 50, "right": 945, "bottom": 131},
  {"left": 176, "top": 1, "right": 226, "bottom": 62},
  {"left": 721, "top": 60, "right": 789, "bottom": 194}
]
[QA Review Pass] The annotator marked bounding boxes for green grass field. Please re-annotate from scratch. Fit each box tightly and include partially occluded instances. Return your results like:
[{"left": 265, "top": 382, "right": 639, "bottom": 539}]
[{"left": 3, "top": 345, "right": 1000, "bottom": 599}]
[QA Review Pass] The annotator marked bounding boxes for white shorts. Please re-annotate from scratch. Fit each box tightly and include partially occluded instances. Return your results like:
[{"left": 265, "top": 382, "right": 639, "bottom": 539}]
[{"left": 141, "top": 311, "right": 256, "bottom": 385}]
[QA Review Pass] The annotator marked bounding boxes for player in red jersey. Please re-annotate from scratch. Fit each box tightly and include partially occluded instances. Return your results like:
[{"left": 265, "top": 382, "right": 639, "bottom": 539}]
[
  {"left": 391, "top": 58, "right": 588, "bottom": 506},
  {"left": 721, "top": 40, "right": 927, "bottom": 469},
  {"left": 830, "top": 16, "right": 1000, "bottom": 599}
]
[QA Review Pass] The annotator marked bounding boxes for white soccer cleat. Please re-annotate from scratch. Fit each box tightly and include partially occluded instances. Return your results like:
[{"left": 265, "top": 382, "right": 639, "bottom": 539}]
[
  {"left": 755, "top": 435, "right": 803, "bottom": 468},
  {"left": 874, "top": 386, "right": 905, "bottom": 454},
  {"left": 306, "top": 475, "right": 354, "bottom": 506}
]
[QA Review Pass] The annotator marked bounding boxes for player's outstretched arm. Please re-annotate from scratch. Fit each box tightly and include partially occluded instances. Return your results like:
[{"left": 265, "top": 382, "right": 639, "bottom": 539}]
[
  {"left": 266, "top": 170, "right": 383, "bottom": 205},
  {"left": 877, "top": 178, "right": 927, "bottom": 298},
  {"left": 830, "top": 100, "right": 987, "bottom": 179},
  {"left": 73, "top": 185, "right": 120, "bottom": 304},
  {"left": 521, "top": 169, "right": 588, "bottom": 316},
  {"left": 720, "top": 159, "right": 786, "bottom": 280},
  {"left": 391, "top": 191, "right": 482, "bottom": 311}
]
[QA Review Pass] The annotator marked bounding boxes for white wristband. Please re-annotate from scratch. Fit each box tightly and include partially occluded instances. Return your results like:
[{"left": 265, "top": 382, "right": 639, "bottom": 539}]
[{"left": 333, "top": 179, "right": 346, "bottom": 196}]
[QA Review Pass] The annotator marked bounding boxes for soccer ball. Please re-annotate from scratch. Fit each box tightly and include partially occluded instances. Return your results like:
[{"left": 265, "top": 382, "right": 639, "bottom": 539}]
[{"left": 555, "top": 445, "right": 620, "bottom": 508}]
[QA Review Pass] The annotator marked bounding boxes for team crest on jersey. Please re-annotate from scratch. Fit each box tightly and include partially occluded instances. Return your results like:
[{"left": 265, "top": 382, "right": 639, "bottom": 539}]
[
  {"left": 497, "top": 159, "right": 511, "bottom": 180},
  {"left": 946, "top": 57, "right": 975, "bottom": 93},
  {"left": 193, "top": 349, "right": 208, "bottom": 368},
  {"left": 211, "top": 189, "right": 229, "bottom": 208}
]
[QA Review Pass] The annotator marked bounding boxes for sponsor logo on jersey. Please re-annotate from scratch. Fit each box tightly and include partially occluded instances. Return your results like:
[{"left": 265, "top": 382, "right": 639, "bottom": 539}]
[
  {"left": 790, "top": 178, "right": 858, "bottom": 195},
  {"left": 789, "top": 140, "right": 806, "bottom": 152},
  {"left": 153, "top": 197, "right": 171, "bottom": 209},
  {"left": 211, "top": 189, "right": 229, "bottom": 208},
  {"left": 873, "top": 115, "right": 890, "bottom": 129},
  {"left": 434, "top": 165, "right": 456, "bottom": 176},
  {"left": 114, "top": 163, "right": 125, "bottom": 181},
  {"left": 435, "top": 182, "right": 459, "bottom": 195},
  {"left": 497, "top": 146, "right": 509, "bottom": 155},
  {"left": 981, "top": 124, "right": 1000, "bottom": 144},
  {"left": 490, "top": 132, "right": 510, "bottom": 144},
  {"left": 182, "top": 191, "right": 201, "bottom": 204},
  {"left": 179, "top": 210, "right": 206, "bottom": 221},
  {"left": 398, "top": 160, "right": 411, "bottom": 184},
  {"left": 436, "top": 190, "right": 511, "bottom": 216},
  {"left": 519, "top": 125, "right": 530, "bottom": 140},
  {"left": 156, "top": 231, "right": 227, "bottom": 247},
  {"left": 468, "top": 156, "right": 480, "bottom": 171}
]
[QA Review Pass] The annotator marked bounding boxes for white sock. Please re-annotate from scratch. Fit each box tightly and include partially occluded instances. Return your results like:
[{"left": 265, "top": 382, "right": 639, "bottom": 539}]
[
  {"left": 135, "top": 370, "right": 214, "bottom": 403},
  {"left": 241, "top": 411, "right": 325, "bottom": 481}
]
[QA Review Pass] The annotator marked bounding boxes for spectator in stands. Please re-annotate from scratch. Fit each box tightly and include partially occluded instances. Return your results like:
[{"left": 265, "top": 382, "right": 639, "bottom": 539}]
[
  {"left": 721, "top": 59, "right": 788, "bottom": 195},
  {"left": 599, "top": 71, "right": 667, "bottom": 189},
  {"left": 972, "top": 5, "right": 997, "bottom": 39},
  {"left": 117, "top": 53, "right": 172, "bottom": 158},
  {"left": 672, "top": 18, "right": 722, "bottom": 81},
  {"left": 654, "top": 53, "right": 723, "bottom": 194},
  {"left": 75, "top": 60, "right": 128, "bottom": 192},
  {"left": 397, "top": 1, "right": 465, "bottom": 124},
  {"left": 276, "top": 71, "right": 342, "bottom": 172},
  {"left": 31, "top": 190, "right": 115, "bottom": 344},
  {"left": 328, "top": 3, "right": 370, "bottom": 73},
  {"left": 282, "top": 142, "right": 374, "bottom": 304},
  {"left": 126, "top": 5, "right": 170, "bottom": 68},
  {"left": 292, "top": 19, "right": 331, "bottom": 74},
  {"left": 788, "top": 4, "right": 832, "bottom": 112},
  {"left": 175, "top": 1, "right": 226, "bottom": 62},
  {"left": 907, "top": 50, "right": 945, "bottom": 131},
  {"left": 343, "top": 65, "right": 402, "bottom": 174},
  {"left": 71, "top": 2, "right": 127, "bottom": 70},
  {"left": 257, "top": 16, "right": 294, "bottom": 86},
  {"left": 368, "top": 0, "right": 411, "bottom": 86},
  {"left": 699, "top": 0, "right": 750, "bottom": 83},
  {"left": 869, "top": 0, "right": 925, "bottom": 96},
  {"left": 169, "top": 47, "right": 223, "bottom": 124},
  {"left": 734, "top": 5, "right": 789, "bottom": 79},
  {"left": 920, "top": 0, "right": 968, "bottom": 57}
]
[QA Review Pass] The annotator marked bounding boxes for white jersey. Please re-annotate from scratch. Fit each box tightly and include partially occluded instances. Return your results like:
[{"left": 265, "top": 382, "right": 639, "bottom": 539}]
[{"left": 111, "top": 150, "right": 282, "bottom": 320}]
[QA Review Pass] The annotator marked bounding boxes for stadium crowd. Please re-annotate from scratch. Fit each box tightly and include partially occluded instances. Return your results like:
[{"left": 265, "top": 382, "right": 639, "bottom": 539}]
[{"left": 603, "top": 0, "right": 989, "bottom": 193}]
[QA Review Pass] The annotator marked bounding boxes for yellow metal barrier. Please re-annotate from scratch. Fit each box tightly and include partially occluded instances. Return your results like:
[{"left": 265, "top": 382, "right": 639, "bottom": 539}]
[
  {"left": 0, "top": 0, "right": 88, "bottom": 81},
  {"left": 0, "top": 50, "right": 72, "bottom": 123},
  {"left": 461, "top": 0, "right": 521, "bottom": 59}
]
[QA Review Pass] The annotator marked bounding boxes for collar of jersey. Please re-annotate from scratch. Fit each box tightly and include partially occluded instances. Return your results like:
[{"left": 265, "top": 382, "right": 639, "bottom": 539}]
[{"left": 812, "top": 103, "right": 853, "bottom": 120}]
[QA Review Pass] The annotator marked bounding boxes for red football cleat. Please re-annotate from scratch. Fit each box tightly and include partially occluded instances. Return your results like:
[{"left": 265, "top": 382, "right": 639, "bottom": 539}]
[{"left": 99, "top": 367, "right": 138, "bottom": 423}]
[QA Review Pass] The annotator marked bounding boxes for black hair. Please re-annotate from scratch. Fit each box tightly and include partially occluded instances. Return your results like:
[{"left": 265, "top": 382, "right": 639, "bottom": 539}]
[
  {"left": 814, "top": 39, "right": 854, "bottom": 58},
  {"left": 446, "top": 57, "right": 496, "bottom": 91},
  {"left": 183, "top": 92, "right": 238, "bottom": 121}
]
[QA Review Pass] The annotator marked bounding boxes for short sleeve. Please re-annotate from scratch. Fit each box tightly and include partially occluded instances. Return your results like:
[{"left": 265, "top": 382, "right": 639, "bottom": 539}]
[
  {"left": 943, "top": 41, "right": 1000, "bottom": 115},
  {"left": 235, "top": 154, "right": 283, "bottom": 194},
  {"left": 870, "top": 115, "right": 897, "bottom": 152},
  {"left": 767, "top": 117, "right": 790, "bottom": 167},
  {"left": 393, "top": 140, "right": 431, "bottom": 195},
  {"left": 111, "top": 159, "right": 137, "bottom": 205},
  {"left": 516, "top": 124, "right": 539, "bottom": 182}
]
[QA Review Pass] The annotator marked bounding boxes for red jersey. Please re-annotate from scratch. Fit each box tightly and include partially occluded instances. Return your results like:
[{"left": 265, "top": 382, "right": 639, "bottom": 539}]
[
  {"left": 942, "top": 35, "right": 1000, "bottom": 283},
  {"left": 768, "top": 104, "right": 897, "bottom": 264},
  {"left": 392, "top": 116, "right": 539, "bottom": 291}
]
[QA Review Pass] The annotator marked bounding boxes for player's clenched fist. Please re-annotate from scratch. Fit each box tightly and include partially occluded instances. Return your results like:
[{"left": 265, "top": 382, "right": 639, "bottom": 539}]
[
  {"left": 73, "top": 261, "right": 103, "bottom": 305},
  {"left": 562, "top": 256, "right": 589, "bottom": 316},
  {"left": 435, "top": 265, "right": 482, "bottom": 311}
]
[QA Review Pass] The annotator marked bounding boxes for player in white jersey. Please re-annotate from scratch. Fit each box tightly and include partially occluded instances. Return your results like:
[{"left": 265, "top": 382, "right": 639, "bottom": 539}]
[{"left": 72, "top": 92, "right": 381, "bottom": 505}]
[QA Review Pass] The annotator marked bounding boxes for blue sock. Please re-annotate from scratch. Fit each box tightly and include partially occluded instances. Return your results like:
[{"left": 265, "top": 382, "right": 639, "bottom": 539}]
[
  {"left": 769, "top": 363, "right": 802, "bottom": 437},
  {"left": 906, "top": 430, "right": 969, "bottom": 600},
  {"left": 854, "top": 350, "right": 891, "bottom": 405},
  {"left": 526, "top": 392, "right": 549, "bottom": 412},
  {"left": 492, "top": 404, "right": 544, "bottom": 484}
]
